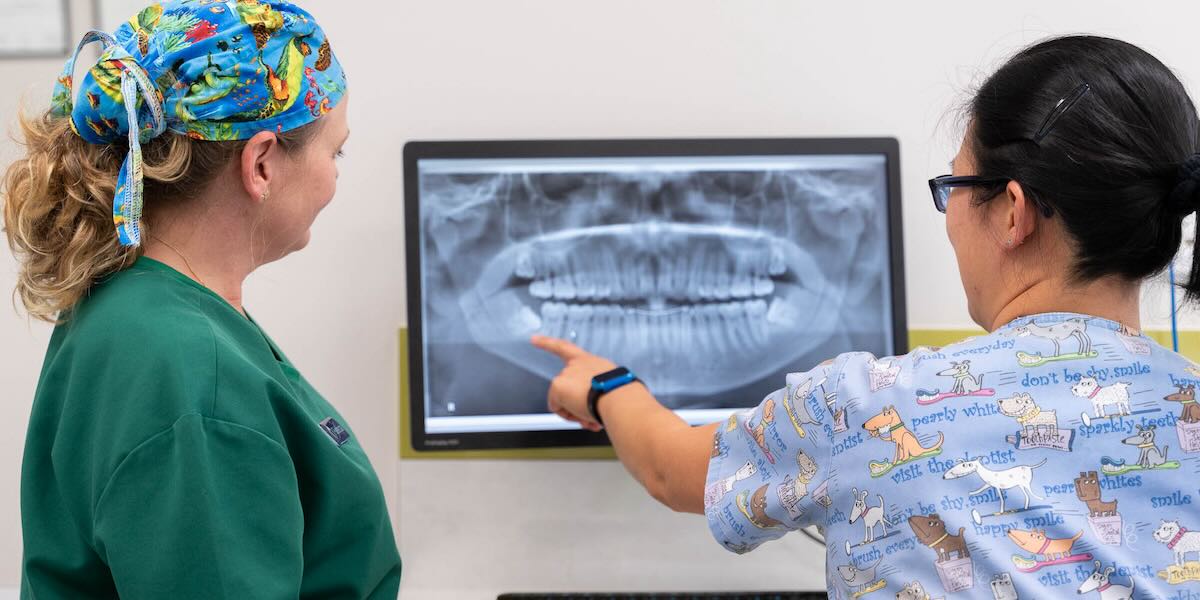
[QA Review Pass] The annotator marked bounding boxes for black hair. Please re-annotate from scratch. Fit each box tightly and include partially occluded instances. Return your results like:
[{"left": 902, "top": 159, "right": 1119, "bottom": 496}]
[{"left": 968, "top": 35, "right": 1200, "bottom": 300}]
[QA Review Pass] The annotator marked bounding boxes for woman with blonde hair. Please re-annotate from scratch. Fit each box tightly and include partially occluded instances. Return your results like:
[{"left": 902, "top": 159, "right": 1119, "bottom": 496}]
[{"left": 3, "top": 1, "right": 400, "bottom": 597}]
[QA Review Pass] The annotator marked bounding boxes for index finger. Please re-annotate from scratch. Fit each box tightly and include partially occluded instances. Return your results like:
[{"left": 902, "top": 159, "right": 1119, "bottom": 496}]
[{"left": 530, "top": 335, "right": 586, "bottom": 361}]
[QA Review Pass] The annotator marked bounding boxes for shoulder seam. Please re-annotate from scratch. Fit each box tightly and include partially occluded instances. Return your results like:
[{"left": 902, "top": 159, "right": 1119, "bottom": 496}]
[
  {"left": 90, "top": 413, "right": 293, "bottom": 534},
  {"left": 164, "top": 280, "right": 222, "bottom": 418},
  {"left": 206, "top": 315, "right": 219, "bottom": 417}
]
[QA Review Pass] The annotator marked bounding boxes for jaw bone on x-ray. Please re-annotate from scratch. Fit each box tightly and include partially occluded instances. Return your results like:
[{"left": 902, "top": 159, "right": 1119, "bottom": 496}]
[{"left": 419, "top": 155, "right": 893, "bottom": 425}]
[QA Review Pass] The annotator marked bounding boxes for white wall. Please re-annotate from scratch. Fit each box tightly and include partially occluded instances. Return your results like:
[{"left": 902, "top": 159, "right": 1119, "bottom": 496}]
[
  {"left": 0, "top": 0, "right": 92, "bottom": 595},
  {"left": 3, "top": 1, "right": 1200, "bottom": 598}
]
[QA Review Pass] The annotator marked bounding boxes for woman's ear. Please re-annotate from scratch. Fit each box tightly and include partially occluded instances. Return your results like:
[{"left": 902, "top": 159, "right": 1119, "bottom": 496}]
[
  {"left": 1002, "top": 180, "right": 1037, "bottom": 249},
  {"left": 239, "top": 130, "right": 281, "bottom": 204}
]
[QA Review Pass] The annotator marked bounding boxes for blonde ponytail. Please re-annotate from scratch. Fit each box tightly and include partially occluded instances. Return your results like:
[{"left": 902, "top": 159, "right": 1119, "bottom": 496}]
[{"left": 2, "top": 107, "right": 319, "bottom": 323}]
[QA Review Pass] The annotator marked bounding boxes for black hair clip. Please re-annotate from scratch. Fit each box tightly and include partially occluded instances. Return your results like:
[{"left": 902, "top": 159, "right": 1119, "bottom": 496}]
[{"left": 1033, "top": 83, "right": 1091, "bottom": 144}]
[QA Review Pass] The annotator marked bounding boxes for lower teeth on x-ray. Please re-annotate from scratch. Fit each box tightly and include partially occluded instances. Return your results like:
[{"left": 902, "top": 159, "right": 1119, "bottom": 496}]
[{"left": 417, "top": 155, "right": 893, "bottom": 431}]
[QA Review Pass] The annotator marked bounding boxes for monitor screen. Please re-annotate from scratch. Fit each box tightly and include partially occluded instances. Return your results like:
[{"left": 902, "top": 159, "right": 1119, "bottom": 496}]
[{"left": 404, "top": 139, "right": 906, "bottom": 451}]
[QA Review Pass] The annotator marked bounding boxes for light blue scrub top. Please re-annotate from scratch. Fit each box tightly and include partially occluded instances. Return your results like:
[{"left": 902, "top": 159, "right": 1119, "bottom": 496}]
[{"left": 706, "top": 312, "right": 1200, "bottom": 599}]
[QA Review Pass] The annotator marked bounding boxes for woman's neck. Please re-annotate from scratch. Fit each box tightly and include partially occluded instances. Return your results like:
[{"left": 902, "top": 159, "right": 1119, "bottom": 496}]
[
  {"left": 142, "top": 221, "right": 257, "bottom": 316},
  {"left": 987, "top": 276, "right": 1141, "bottom": 332}
]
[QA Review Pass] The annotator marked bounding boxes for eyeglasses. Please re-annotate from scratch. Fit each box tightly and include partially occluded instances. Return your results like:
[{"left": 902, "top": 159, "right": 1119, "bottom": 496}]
[
  {"left": 928, "top": 175, "right": 1056, "bottom": 217},
  {"left": 929, "top": 83, "right": 1090, "bottom": 215},
  {"left": 928, "top": 175, "right": 1010, "bottom": 213}
]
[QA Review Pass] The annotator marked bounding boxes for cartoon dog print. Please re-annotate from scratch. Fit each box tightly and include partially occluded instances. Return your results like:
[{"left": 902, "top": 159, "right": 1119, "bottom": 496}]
[
  {"left": 836, "top": 560, "right": 881, "bottom": 595},
  {"left": 942, "top": 457, "right": 1046, "bottom": 513},
  {"left": 796, "top": 448, "right": 818, "bottom": 483},
  {"left": 1077, "top": 561, "right": 1135, "bottom": 599},
  {"left": 862, "top": 406, "right": 944, "bottom": 464},
  {"left": 997, "top": 392, "right": 1058, "bottom": 436},
  {"left": 936, "top": 360, "right": 984, "bottom": 394},
  {"left": 1166, "top": 384, "right": 1200, "bottom": 424},
  {"left": 1011, "top": 317, "right": 1091, "bottom": 356},
  {"left": 1154, "top": 519, "right": 1200, "bottom": 566},
  {"left": 747, "top": 398, "right": 777, "bottom": 447},
  {"left": 777, "top": 449, "right": 820, "bottom": 520},
  {"left": 1074, "top": 471, "right": 1118, "bottom": 517},
  {"left": 896, "top": 580, "right": 942, "bottom": 600},
  {"left": 1124, "top": 424, "right": 1170, "bottom": 469},
  {"left": 1102, "top": 424, "right": 1175, "bottom": 474},
  {"left": 783, "top": 379, "right": 822, "bottom": 436},
  {"left": 1006, "top": 528, "right": 1083, "bottom": 562},
  {"left": 849, "top": 488, "right": 893, "bottom": 544},
  {"left": 908, "top": 513, "right": 969, "bottom": 564},
  {"left": 742, "top": 483, "right": 782, "bottom": 529},
  {"left": 1071, "top": 377, "right": 1132, "bottom": 419}
]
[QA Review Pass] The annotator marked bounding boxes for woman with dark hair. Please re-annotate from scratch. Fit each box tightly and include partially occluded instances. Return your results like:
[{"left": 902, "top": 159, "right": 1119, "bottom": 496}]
[{"left": 535, "top": 35, "right": 1200, "bottom": 598}]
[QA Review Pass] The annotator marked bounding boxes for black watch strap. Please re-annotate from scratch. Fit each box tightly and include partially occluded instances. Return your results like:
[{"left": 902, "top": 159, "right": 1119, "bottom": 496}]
[
  {"left": 588, "top": 366, "right": 639, "bottom": 426},
  {"left": 586, "top": 386, "right": 605, "bottom": 426}
]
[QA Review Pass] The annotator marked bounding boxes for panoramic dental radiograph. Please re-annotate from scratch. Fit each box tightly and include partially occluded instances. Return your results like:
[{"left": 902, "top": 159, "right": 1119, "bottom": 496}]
[{"left": 417, "top": 155, "right": 893, "bottom": 428}]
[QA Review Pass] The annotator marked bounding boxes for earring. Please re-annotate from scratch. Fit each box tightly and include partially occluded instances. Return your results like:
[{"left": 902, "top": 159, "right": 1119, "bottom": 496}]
[
  {"left": 260, "top": 190, "right": 269, "bottom": 202},
  {"left": 1005, "top": 238, "right": 1013, "bottom": 247}
]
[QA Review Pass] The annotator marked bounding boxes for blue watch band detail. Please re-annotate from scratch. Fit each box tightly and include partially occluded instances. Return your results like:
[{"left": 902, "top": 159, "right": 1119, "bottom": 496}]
[{"left": 588, "top": 367, "right": 639, "bottom": 426}]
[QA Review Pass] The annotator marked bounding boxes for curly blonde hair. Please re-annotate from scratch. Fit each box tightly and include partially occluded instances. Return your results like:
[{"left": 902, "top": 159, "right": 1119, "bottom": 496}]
[{"left": 2, "top": 109, "right": 316, "bottom": 323}]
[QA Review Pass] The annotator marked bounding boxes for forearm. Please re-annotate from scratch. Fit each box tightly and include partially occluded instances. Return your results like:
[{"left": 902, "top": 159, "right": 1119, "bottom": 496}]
[{"left": 596, "top": 383, "right": 716, "bottom": 514}]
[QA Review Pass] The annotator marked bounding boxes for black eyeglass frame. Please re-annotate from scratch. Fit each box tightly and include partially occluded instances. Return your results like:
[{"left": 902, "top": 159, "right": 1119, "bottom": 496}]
[
  {"left": 928, "top": 174, "right": 1055, "bottom": 217},
  {"left": 927, "top": 175, "right": 1009, "bottom": 213}
]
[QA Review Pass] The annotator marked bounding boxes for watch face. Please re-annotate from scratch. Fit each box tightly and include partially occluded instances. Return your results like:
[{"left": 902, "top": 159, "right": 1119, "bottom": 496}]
[{"left": 598, "top": 367, "right": 631, "bottom": 383}]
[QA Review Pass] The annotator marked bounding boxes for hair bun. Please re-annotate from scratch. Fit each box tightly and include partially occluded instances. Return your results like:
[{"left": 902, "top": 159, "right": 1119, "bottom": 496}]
[{"left": 1169, "top": 153, "right": 1200, "bottom": 216}]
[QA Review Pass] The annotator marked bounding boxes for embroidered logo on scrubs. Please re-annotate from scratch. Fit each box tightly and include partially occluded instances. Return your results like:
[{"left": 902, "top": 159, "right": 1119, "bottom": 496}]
[{"left": 319, "top": 417, "right": 350, "bottom": 447}]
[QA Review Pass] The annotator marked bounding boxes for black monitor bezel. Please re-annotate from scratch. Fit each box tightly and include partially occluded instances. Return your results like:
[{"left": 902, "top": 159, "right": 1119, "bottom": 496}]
[{"left": 404, "top": 138, "right": 907, "bottom": 452}]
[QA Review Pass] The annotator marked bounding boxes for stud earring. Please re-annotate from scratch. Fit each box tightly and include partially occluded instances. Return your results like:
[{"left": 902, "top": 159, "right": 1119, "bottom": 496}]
[{"left": 260, "top": 190, "right": 269, "bottom": 202}]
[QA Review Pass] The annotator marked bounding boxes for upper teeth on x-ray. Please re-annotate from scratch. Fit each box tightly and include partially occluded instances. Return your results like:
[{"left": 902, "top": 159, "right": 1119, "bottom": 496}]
[{"left": 419, "top": 156, "right": 891, "bottom": 415}]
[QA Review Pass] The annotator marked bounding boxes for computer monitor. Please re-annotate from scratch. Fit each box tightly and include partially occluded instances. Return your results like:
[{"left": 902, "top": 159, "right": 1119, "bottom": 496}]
[{"left": 404, "top": 138, "right": 906, "bottom": 452}]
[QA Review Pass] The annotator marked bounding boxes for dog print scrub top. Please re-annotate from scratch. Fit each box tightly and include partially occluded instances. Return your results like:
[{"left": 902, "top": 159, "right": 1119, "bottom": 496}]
[{"left": 705, "top": 312, "right": 1200, "bottom": 599}]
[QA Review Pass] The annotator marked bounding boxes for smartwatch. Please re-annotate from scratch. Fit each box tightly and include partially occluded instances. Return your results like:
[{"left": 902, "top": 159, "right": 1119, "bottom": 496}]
[{"left": 587, "top": 366, "right": 639, "bottom": 426}]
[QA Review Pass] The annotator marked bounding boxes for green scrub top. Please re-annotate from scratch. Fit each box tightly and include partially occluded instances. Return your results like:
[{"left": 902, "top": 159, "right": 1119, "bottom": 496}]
[{"left": 20, "top": 257, "right": 401, "bottom": 599}]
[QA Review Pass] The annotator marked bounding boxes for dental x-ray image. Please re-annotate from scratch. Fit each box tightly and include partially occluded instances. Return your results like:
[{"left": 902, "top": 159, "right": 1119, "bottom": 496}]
[{"left": 408, "top": 141, "right": 902, "bottom": 442}]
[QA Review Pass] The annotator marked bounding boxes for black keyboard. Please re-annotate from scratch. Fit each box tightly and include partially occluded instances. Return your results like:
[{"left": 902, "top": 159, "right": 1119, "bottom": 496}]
[{"left": 498, "top": 593, "right": 826, "bottom": 599}]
